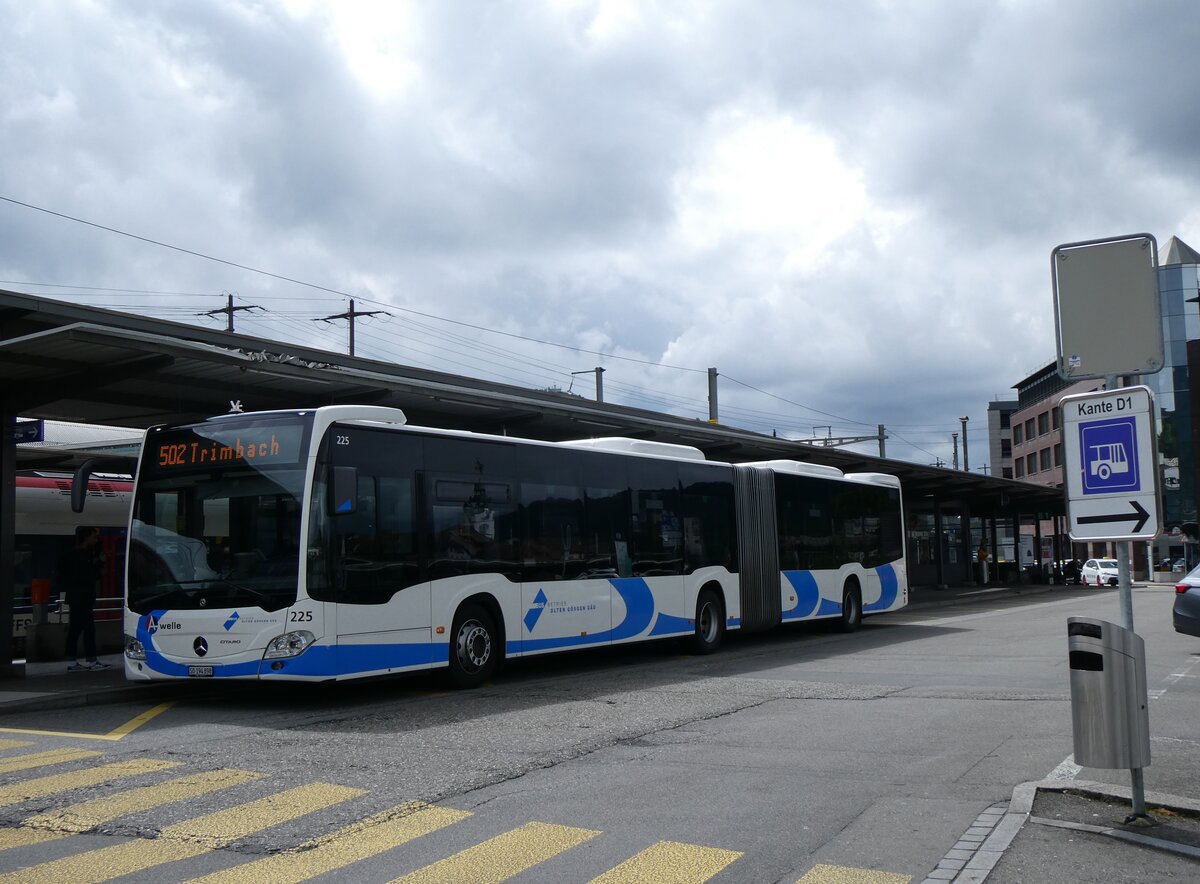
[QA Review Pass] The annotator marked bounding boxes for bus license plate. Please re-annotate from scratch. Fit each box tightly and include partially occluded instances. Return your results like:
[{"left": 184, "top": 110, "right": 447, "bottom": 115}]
[{"left": 188, "top": 665, "right": 214, "bottom": 678}]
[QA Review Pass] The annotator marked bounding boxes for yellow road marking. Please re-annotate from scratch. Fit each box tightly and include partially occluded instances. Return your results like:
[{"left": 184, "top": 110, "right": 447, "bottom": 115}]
[
  {"left": 161, "top": 782, "right": 366, "bottom": 849},
  {"left": 0, "top": 748, "right": 100, "bottom": 775},
  {"left": 104, "top": 702, "right": 175, "bottom": 738},
  {"left": 0, "top": 739, "right": 32, "bottom": 750},
  {"left": 0, "top": 828, "right": 62, "bottom": 852},
  {"left": 0, "top": 782, "right": 366, "bottom": 884},
  {"left": 0, "top": 702, "right": 175, "bottom": 741},
  {"left": 796, "top": 865, "right": 911, "bottom": 884},
  {"left": 187, "top": 802, "right": 471, "bottom": 883},
  {"left": 589, "top": 840, "right": 743, "bottom": 883},
  {"left": 392, "top": 821, "right": 599, "bottom": 884},
  {"left": 23, "top": 768, "right": 265, "bottom": 834},
  {"left": 0, "top": 837, "right": 210, "bottom": 884},
  {"left": 0, "top": 758, "right": 179, "bottom": 809}
]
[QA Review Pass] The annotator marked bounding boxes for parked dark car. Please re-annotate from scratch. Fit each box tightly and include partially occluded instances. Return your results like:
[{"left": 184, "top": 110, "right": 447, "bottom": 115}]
[{"left": 1174, "top": 564, "right": 1200, "bottom": 637}]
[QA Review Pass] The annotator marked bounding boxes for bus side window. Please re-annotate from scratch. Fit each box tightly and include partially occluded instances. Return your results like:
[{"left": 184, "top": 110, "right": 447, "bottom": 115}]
[
  {"left": 521, "top": 482, "right": 584, "bottom": 581},
  {"left": 628, "top": 462, "right": 682, "bottom": 577},
  {"left": 679, "top": 466, "right": 735, "bottom": 574}
]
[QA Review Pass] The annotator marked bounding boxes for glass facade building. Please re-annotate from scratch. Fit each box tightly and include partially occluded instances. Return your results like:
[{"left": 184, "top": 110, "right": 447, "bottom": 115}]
[{"left": 1144, "top": 237, "right": 1200, "bottom": 534}]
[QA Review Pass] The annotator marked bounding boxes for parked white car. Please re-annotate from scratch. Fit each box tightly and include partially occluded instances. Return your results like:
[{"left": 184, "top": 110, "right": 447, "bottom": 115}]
[{"left": 1080, "top": 558, "right": 1119, "bottom": 587}]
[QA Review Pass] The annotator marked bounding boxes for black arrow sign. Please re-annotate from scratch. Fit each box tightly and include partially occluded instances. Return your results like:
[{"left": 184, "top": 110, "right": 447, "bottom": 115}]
[{"left": 1077, "top": 500, "right": 1150, "bottom": 534}]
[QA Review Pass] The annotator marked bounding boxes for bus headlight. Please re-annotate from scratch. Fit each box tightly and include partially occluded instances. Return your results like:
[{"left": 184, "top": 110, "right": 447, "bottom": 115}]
[
  {"left": 125, "top": 634, "right": 146, "bottom": 661},
  {"left": 263, "top": 630, "right": 316, "bottom": 659}
]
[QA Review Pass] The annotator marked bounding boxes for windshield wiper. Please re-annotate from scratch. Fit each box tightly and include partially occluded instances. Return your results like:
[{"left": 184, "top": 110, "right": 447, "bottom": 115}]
[
  {"left": 129, "top": 586, "right": 190, "bottom": 611},
  {"left": 215, "top": 580, "right": 286, "bottom": 606}
]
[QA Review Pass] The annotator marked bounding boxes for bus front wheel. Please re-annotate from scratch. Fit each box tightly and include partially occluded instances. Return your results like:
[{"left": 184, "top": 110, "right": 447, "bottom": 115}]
[
  {"left": 689, "top": 588, "right": 725, "bottom": 655},
  {"left": 838, "top": 584, "right": 863, "bottom": 633},
  {"left": 448, "top": 603, "right": 499, "bottom": 689}
]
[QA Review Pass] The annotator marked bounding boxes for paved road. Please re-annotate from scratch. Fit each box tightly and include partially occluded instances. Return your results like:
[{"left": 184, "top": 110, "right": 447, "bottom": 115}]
[{"left": 0, "top": 585, "right": 1193, "bottom": 882}]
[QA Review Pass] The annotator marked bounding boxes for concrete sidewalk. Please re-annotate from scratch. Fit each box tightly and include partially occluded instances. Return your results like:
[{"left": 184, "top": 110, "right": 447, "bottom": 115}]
[{"left": 0, "top": 653, "right": 171, "bottom": 713}]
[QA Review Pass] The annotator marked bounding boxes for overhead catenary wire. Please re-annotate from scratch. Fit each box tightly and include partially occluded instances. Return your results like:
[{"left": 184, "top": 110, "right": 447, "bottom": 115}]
[{"left": 2, "top": 195, "right": 933, "bottom": 447}]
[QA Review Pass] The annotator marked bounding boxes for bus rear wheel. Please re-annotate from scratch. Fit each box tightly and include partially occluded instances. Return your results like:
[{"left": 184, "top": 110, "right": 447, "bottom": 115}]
[
  {"left": 689, "top": 589, "right": 725, "bottom": 655},
  {"left": 838, "top": 584, "right": 863, "bottom": 633},
  {"left": 448, "top": 604, "right": 499, "bottom": 689}
]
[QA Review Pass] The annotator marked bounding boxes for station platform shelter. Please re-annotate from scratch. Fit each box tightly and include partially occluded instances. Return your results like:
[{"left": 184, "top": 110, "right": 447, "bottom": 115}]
[{"left": 0, "top": 289, "right": 1064, "bottom": 672}]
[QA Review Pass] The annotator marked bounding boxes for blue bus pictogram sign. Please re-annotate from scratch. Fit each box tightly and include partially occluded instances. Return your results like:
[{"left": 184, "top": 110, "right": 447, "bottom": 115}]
[{"left": 1080, "top": 416, "right": 1139, "bottom": 494}]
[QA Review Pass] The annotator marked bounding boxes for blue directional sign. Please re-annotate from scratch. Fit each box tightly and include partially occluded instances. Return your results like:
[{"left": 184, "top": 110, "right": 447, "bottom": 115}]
[
  {"left": 12, "top": 419, "right": 44, "bottom": 444},
  {"left": 1061, "top": 385, "right": 1159, "bottom": 541},
  {"left": 1079, "top": 416, "right": 1139, "bottom": 494}
]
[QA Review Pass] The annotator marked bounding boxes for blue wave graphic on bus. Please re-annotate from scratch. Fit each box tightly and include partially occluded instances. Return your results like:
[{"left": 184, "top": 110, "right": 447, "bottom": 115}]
[
  {"left": 863, "top": 564, "right": 899, "bottom": 612},
  {"left": 518, "top": 577, "right": 656, "bottom": 652},
  {"left": 138, "top": 609, "right": 436, "bottom": 679},
  {"left": 649, "top": 612, "right": 692, "bottom": 636},
  {"left": 782, "top": 571, "right": 820, "bottom": 620},
  {"left": 137, "top": 610, "right": 260, "bottom": 678}
]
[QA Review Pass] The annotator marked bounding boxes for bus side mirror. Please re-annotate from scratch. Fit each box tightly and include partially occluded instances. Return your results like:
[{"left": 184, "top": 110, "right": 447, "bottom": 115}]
[
  {"left": 71, "top": 455, "right": 136, "bottom": 514},
  {"left": 328, "top": 466, "right": 358, "bottom": 516},
  {"left": 71, "top": 459, "right": 98, "bottom": 514}
]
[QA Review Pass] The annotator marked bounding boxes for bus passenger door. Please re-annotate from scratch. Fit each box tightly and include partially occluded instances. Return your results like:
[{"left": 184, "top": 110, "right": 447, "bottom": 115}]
[
  {"left": 331, "top": 472, "right": 432, "bottom": 673},
  {"left": 316, "top": 429, "right": 432, "bottom": 676}
]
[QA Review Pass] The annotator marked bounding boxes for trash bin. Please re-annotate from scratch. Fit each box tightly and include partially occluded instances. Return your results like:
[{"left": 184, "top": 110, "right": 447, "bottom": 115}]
[{"left": 1067, "top": 617, "right": 1150, "bottom": 769}]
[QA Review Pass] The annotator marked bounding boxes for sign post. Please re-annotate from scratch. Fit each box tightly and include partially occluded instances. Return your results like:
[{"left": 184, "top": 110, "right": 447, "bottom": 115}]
[{"left": 1053, "top": 234, "right": 1163, "bottom": 824}]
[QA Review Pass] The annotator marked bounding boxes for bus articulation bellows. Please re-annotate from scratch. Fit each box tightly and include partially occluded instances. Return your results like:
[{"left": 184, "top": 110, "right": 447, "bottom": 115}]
[{"left": 123, "top": 406, "right": 907, "bottom": 687}]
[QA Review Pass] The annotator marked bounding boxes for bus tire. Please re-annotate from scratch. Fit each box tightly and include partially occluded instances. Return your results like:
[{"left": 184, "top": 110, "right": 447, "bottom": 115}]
[
  {"left": 689, "top": 588, "right": 725, "bottom": 655},
  {"left": 838, "top": 583, "right": 863, "bottom": 633},
  {"left": 448, "top": 603, "right": 499, "bottom": 689}
]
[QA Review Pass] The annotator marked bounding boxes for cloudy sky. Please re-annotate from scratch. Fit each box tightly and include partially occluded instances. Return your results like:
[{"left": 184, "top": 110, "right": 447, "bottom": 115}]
[{"left": 3, "top": 0, "right": 1199, "bottom": 470}]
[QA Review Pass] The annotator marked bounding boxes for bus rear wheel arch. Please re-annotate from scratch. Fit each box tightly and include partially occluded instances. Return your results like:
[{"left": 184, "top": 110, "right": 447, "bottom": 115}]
[
  {"left": 838, "top": 580, "right": 863, "bottom": 633},
  {"left": 689, "top": 585, "right": 725, "bottom": 655},
  {"left": 448, "top": 600, "right": 503, "bottom": 689}
]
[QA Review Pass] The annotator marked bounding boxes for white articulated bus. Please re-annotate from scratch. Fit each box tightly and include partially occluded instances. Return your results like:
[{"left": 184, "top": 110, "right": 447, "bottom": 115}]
[{"left": 123, "top": 406, "right": 907, "bottom": 686}]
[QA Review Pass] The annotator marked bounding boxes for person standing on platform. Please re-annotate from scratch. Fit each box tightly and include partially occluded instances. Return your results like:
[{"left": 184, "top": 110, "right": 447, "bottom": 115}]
[{"left": 58, "top": 525, "right": 110, "bottom": 671}]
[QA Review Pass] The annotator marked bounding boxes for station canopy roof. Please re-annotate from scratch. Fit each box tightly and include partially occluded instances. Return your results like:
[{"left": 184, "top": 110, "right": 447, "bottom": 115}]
[{"left": 0, "top": 289, "right": 1061, "bottom": 513}]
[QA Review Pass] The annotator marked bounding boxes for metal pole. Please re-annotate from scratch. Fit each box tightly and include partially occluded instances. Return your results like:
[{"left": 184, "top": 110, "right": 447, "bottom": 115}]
[
  {"left": 951, "top": 433, "right": 959, "bottom": 470},
  {"left": 960, "top": 415, "right": 970, "bottom": 471},
  {"left": 1103, "top": 373, "right": 1146, "bottom": 820},
  {"left": 595, "top": 367, "right": 604, "bottom": 403},
  {"left": 707, "top": 368, "right": 718, "bottom": 423},
  {"left": 348, "top": 299, "right": 355, "bottom": 357},
  {"left": 0, "top": 398, "right": 15, "bottom": 672}
]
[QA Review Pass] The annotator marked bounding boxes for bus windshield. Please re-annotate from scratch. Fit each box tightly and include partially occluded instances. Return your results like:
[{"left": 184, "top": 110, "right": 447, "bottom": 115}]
[{"left": 127, "top": 415, "right": 311, "bottom": 614}]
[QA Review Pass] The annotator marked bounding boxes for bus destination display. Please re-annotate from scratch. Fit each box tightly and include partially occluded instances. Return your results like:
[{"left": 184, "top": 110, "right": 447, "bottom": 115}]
[{"left": 153, "top": 425, "right": 305, "bottom": 470}]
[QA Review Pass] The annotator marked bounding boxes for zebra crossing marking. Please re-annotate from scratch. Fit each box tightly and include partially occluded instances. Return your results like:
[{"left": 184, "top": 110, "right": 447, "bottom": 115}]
[
  {"left": 0, "top": 782, "right": 365, "bottom": 884},
  {"left": 0, "top": 751, "right": 794, "bottom": 884},
  {"left": 0, "top": 748, "right": 100, "bottom": 775},
  {"left": 186, "top": 802, "right": 471, "bottom": 883},
  {"left": 796, "top": 864, "right": 910, "bottom": 883},
  {"left": 588, "top": 839, "right": 743, "bottom": 883},
  {"left": 391, "top": 820, "right": 600, "bottom": 883},
  {"left": 23, "top": 768, "right": 266, "bottom": 834},
  {"left": 0, "top": 757, "right": 178, "bottom": 808}
]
